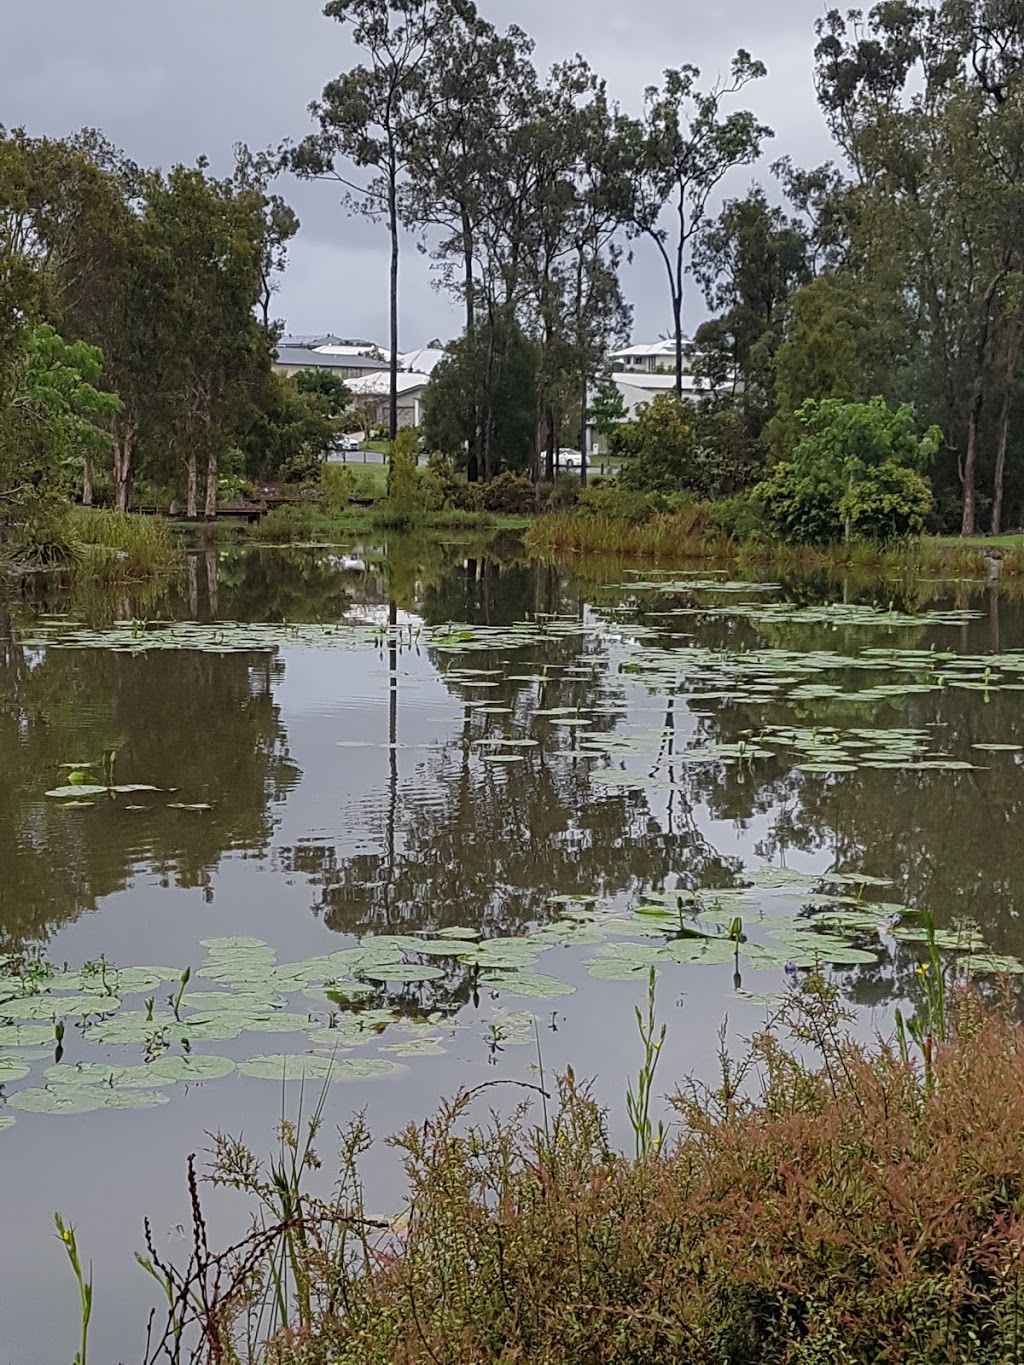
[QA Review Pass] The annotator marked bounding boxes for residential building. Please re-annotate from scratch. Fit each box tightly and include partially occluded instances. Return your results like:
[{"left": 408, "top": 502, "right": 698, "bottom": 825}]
[
  {"left": 347, "top": 371, "right": 431, "bottom": 429},
  {"left": 274, "top": 335, "right": 390, "bottom": 381},
  {"left": 608, "top": 337, "right": 696, "bottom": 375},
  {"left": 585, "top": 370, "right": 712, "bottom": 456}
]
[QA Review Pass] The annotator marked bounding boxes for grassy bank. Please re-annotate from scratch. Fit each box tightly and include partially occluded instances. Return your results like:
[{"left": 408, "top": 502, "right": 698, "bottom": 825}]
[
  {"left": 71, "top": 508, "right": 181, "bottom": 581},
  {"left": 248, "top": 501, "right": 529, "bottom": 543},
  {"left": 525, "top": 508, "right": 1024, "bottom": 580},
  {"left": 113, "top": 970, "right": 1024, "bottom": 1365}
]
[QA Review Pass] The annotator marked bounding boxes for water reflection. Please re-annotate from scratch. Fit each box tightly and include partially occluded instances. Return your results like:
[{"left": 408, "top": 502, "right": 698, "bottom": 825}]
[{"left": 3, "top": 539, "right": 1024, "bottom": 1008}]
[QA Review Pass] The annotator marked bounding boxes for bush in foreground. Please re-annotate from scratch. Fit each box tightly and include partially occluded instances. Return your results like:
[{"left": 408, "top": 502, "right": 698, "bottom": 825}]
[{"left": 129, "top": 981, "right": 1024, "bottom": 1365}]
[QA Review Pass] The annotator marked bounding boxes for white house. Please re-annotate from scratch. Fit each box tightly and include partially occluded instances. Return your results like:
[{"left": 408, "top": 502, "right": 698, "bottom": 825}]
[
  {"left": 274, "top": 335, "right": 390, "bottom": 381},
  {"left": 346, "top": 371, "right": 431, "bottom": 429},
  {"left": 585, "top": 370, "right": 713, "bottom": 456},
  {"left": 608, "top": 337, "right": 696, "bottom": 375}
]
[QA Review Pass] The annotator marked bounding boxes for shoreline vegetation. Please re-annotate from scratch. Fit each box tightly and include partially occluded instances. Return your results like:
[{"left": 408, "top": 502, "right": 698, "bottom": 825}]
[{"left": 64, "top": 971, "right": 1024, "bottom": 1365}]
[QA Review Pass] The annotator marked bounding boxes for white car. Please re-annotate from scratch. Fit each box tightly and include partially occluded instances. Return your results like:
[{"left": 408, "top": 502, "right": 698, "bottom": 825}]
[
  {"left": 339, "top": 435, "right": 361, "bottom": 453},
  {"left": 558, "top": 448, "right": 583, "bottom": 469}
]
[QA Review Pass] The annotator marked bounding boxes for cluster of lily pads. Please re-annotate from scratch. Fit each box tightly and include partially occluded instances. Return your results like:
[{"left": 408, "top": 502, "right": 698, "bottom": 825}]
[{"left": 3, "top": 855, "right": 1021, "bottom": 1126}]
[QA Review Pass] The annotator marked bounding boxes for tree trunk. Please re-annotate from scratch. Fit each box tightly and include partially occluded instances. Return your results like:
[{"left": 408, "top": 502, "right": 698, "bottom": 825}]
[
  {"left": 112, "top": 423, "right": 136, "bottom": 513},
  {"left": 992, "top": 320, "right": 1023, "bottom": 536},
  {"left": 462, "top": 209, "right": 479, "bottom": 482},
  {"left": 674, "top": 310, "right": 684, "bottom": 397},
  {"left": 204, "top": 443, "right": 218, "bottom": 520},
  {"left": 962, "top": 266, "right": 1008, "bottom": 538},
  {"left": 186, "top": 449, "right": 198, "bottom": 520},
  {"left": 545, "top": 407, "right": 555, "bottom": 484},
  {"left": 82, "top": 456, "right": 93, "bottom": 508},
  {"left": 580, "top": 377, "right": 589, "bottom": 489},
  {"left": 388, "top": 175, "right": 400, "bottom": 443}
]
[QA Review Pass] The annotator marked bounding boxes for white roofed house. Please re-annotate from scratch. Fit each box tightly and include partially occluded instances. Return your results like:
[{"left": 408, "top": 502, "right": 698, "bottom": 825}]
[
  {"left": 347, "top": 371, "right": 431, "bottom": 431},
  {"left": 273, "top": 336, "right": 390, "bottom": 381},
  {"left": 608, "top": 336, "right": 697, "bottom": 375},
  {"left": 586, "top": 369, "right": 713, "bottom": 457}
]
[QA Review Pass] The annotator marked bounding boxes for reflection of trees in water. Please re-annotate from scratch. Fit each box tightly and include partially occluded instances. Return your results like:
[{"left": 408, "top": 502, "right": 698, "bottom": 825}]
[
  {"left": 0, "top": 623, "right": 299, "bottom": 952},
  {"left": 283, "top": 621, "right": 742, "bottom": 948}
]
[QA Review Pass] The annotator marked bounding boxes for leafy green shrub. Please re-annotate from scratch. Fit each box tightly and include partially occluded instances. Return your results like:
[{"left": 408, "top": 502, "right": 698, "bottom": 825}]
[
  {"left": 707, "top": 490, "right": 765, "bottom": 540},
  {"left": 617, "top": 392, "right": 697, "bottom": 494},
  {"left": 480, "top": 471, "right": 534, "bottom": 515},
  {"left": 379, "top": 448, "right": 427, "bottom": 528},
  {"left": 539, "top": 471, "right": 582, "bottom": 511},
  {"left": 250, "top": 503, "right": 319, "bottom": 541},
  {"left": 757, "top": 396, "right": 940, "bottom": 546},
  {"left": 578, "top": 481, "right": 673, "bottom": 524},
  {"left": 319, "top": 463, "right": 355, "bottom": 516},
  {"left": 757, "top": 457, "right": 847, "bottom": 546},
  {"left": 842, "top": 460, "right": 933, "bottom": 540}
]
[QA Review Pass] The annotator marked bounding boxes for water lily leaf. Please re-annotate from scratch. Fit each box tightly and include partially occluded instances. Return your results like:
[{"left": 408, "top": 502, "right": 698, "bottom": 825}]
[
  {"left": 481, "top": 753, "right": 526, "bottom": 764},
  {"left": 8, "top": 1087, "right": 110, "bottom": 1115},
  {"left": 0, "top": 1023, "right": 57, "bottom": 1047},
  {"left": 586, "top": 958, "right": 654, "bottom": 980},
  {"left": 87, "top": 1012, "right": 174, "bottom": 1044},
  {"left": 177, "top": 1017, "right": 245, "bottom": 1042},
  {"left": 358, "top": 964, "right": 446, "bottom": 983},
  {"left": 0, "top": 1116, "right": 14, "bottom": 1131},
  {"left": 479, "top": 972, "right": 575, "bottom": 999},
  {"left": 379, "top": 1038, "right": 447, "bottom": 1057},
  {"left": 167, "top": 803, "right": 215, "bottom": 811},
  {"left": 45, "top": 1062, "right": 125, "bottom": 1088},
  {"left": 0, "top": 1056, "right": 32, "bottom": 1083},
  {"left": 239, "top": 1053, "right": 403, "bottom": 1082},
  {"left": 659, "top": 939, "right": 738, "bottom": 965},
  {"left": 971, "top": 954, "right": 1024, "bottom": 975},
  {"left": 436, "top": 926, "right": 481, "bottom": 940},
  {"left": 0, "top": 993, "right": 120, "bottom": 1020},
  {"left": 242, "top": 1013, "right": 314, "bottom": 1033},
  {"left": 127, "top": 1054, "right": 236, "bottom": 1086}
]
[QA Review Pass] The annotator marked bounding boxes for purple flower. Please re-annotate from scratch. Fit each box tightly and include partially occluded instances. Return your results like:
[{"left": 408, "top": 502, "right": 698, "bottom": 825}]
[
  {"left": 785, "top": 960, "right": 798, "bottom": 976},
  {"left": 890, "top": 913, "right": 902, "bottom": 927}
]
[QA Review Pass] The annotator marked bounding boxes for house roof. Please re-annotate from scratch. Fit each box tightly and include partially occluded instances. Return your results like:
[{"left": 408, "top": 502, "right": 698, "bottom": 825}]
[
  {"left": 347, "top": 370, "right": 431, "bottom": 397},
  {"left": 279, "top": 333, "right": 346, "bottom": 349},
  {"left": 608, "top": 338, "right": 693, "bottom": 360},
  {"left": 610, "top": 371, "right": 708, "bottom": 393},
  {"left": 399, "top": 347, "right": 445, "bottom": 375},
  {"left": 275, "top": 347, "right": 389, "bottom": 372}
]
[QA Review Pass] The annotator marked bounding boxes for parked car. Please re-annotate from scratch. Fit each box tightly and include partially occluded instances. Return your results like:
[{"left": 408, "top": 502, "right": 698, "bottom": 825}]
[
  {"left": 558, "top": 448, "right": 583, "bottom": 469},
  {"left": 338, "top": 435, "right": 360, "bottom": 453}
]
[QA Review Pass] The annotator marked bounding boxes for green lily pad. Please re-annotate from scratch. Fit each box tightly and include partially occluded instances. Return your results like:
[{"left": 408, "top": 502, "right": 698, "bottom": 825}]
[
  {"left": 239, "top": 1053, "right": 404, "bottom": 1083},
  {"left": 479, "top": 972, "right": 575, "bottom": 999},
  {"left": 358, "top": 965, "right": 446, "bottom": 984},
  {"left": 0, "top": 1116, "right": 14, "bottom": 1131},
  {"left": 0, "top": 1023, "right": 56, "bottom": 1048},
  {"left": 0, "top": 994, "right": 120, "bottom": 1020},
  {"left": 0, "top": 1056, "right": 32, "bottom": 1083}
]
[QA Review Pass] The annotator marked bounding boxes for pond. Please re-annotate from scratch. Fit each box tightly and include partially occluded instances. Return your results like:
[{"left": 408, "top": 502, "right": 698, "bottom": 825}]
[{"left": 2, "top": 537, "right": 1023, "bottom": 1361}]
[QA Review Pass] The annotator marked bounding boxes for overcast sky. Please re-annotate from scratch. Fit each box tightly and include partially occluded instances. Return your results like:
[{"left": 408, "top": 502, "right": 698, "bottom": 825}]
[{"left": 2, "top": 0, "right": 837, "bottom": 349}]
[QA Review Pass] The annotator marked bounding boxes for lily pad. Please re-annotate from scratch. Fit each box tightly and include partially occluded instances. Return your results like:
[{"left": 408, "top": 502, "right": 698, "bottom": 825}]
[
  {"left": 479, "top": 972, "right": 576, "bottom": 999},
  {"left": 358, "top": 964, "right": 447, "bottom": 983},
  {"left": 239, "top": 1053, "right": 403, "bottom": 1083},
  {"left": 0, "top": 1056, "right": 32, "bottom": 1083}
]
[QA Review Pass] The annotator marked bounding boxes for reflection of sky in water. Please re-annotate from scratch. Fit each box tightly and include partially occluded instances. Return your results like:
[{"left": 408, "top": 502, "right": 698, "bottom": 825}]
[{"left": 4, "top": 548, "right": 1024, "bottom": 1361}]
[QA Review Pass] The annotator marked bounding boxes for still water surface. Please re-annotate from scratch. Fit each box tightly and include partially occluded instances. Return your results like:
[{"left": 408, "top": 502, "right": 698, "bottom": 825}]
[{"left": 2, "top": 539, "right": 1022, "bottom": 1361}]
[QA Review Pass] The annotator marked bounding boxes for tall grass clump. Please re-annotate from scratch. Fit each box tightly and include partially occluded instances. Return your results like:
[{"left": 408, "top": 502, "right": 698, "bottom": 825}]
[
  {"left": 72, "top": 509, "right": 180, "bottom": 580},
  {"left": 130, "top": 978, "right": 1024, "bottom": 1365}
]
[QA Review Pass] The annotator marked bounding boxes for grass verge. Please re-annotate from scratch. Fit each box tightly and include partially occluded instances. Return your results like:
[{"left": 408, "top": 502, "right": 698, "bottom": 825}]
[{"left": 526, "top": 509, "right": 1024, "bottom": 580}]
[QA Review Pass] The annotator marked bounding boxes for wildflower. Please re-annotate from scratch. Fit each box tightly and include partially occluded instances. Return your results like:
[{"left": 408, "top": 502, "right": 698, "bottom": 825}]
[{"left": 785, "top": 961, "right": 798, "bottom": 976}]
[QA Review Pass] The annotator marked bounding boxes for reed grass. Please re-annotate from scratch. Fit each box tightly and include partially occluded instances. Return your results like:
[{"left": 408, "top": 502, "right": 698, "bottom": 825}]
[{"left": 71, "top": 509, "right": 180, "bottom": 581}]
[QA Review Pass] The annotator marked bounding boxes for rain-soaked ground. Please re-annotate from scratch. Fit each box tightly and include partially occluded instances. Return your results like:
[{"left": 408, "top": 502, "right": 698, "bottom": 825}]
[{"left": 2, "top": 534, "right": 1023, "bottom": 1361}]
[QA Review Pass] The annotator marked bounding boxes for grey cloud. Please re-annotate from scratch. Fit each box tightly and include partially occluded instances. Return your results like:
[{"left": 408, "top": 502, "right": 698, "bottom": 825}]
[{"left": 3, "top": 0, "right": 836, "bottom": 347}]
